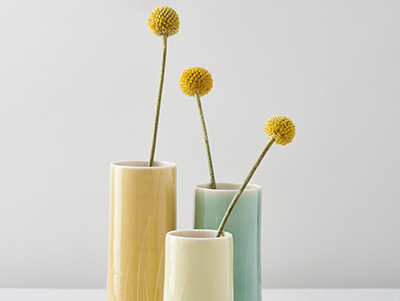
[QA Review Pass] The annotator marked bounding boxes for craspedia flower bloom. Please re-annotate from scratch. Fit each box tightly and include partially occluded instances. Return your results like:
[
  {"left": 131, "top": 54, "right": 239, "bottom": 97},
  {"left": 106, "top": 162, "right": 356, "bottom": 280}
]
[
  {"left": 148, "top": 6, "right": 180, "bottom": 37},
  {"left": 179, "top": 67, "right": 213, "bottom": 97},
  {"left": 264, "top": 115, "right": 296, "bottom": 146}
]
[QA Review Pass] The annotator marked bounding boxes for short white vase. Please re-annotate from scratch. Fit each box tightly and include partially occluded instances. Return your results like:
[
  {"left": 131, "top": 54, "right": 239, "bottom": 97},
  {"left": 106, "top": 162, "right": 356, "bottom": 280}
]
[{"left": 163, "top": 229, "right": 234, "bottom": 301}]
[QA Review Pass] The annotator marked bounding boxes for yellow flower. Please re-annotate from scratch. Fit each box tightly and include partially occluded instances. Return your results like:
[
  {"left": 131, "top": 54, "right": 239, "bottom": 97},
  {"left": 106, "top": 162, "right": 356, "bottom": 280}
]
[
  {"left": 148, "top": 6, "right": 180, "bottom": 37},
  {"left": 264, "top": 115, "right": 296, "bottom": 146},
  {"left": 179, "top": 67, "right": 213, "bottom": 97}
]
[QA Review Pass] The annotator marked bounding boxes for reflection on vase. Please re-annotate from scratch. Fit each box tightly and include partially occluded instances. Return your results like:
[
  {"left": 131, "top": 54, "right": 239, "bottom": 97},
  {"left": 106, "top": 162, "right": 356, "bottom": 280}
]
[
  {"left": 106, "top": 161, "right": 176, "bottom": 301},
  {"left": 194, "top": 182, "right": 262, "bottom": 301}
]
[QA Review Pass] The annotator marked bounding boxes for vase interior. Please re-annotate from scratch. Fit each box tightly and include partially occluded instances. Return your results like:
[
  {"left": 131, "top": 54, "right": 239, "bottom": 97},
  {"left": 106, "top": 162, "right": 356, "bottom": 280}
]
[
  {"left": 112, "top": 160, "right": 175, "bottom": 168},
  {"left": 196, "top": 182, "right": 261, "bottom": 191},
  {"left": 167, "top": 229, "right": 231, "bottom": 239}
]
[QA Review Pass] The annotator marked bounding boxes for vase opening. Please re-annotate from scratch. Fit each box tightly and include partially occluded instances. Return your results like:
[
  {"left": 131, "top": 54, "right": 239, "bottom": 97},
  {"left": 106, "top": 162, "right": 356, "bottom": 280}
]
[
  {"left": 196, "top": 182, "right": 261, "bottom": 191},
  {"left": 111, "top": 160, "right": 176, "bottom": 168},
  {"left": 167, "top": 229, "right": 231, "bottom": 239}
]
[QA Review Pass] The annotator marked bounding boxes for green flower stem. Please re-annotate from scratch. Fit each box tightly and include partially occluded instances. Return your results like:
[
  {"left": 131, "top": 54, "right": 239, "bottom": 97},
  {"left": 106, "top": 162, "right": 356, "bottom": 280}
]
[
  {"left": 216, "top": 137, "right": 276, "bottom": 237},
  {"left": 149, "top": 34, "right": 168, "bottom": 167},
  {"left": 195, "top": 92, "right": 217, "bottom": 189}
]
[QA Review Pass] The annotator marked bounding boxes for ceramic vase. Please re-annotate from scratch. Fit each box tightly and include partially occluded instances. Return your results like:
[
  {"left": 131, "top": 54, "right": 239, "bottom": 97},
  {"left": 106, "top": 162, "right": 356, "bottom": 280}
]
[
  {"left": 163, "top": 229, "right": 234, "bottom": 301},
  {"left": 194, "top": 183, "right": 262, "bottom": 301},
  {"left": 106, "top": 161, "right": 176, "bottom": 301}
]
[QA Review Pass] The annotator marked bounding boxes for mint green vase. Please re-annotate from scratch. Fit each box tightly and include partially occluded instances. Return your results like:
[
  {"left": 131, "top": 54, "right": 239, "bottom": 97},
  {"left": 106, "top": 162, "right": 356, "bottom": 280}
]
[{"left": 194, "top": 183, "right": 262, "bottom": 301}]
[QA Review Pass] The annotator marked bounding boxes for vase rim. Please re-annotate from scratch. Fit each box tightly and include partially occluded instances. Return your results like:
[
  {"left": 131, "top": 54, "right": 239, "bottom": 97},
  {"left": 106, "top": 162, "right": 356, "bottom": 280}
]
[
  {"left": 196, "top": 182, "right": 261, "bottom": 191},
  {"left": 111, "top": 160, "right": 176, "bottom": 169},
  {"left": 166, "top": 229, "right": 232, "bottom": 240}
]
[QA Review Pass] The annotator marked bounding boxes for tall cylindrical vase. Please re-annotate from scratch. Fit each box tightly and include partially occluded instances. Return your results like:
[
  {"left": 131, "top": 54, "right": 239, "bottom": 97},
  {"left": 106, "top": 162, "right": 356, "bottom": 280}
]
[
  {"left": 163, "top": 229, "right": 234, "bottom": 301},
  {"left": 194, "top": 183, "right": 262, "bottom": 301},
  {"left": 107, "top": 161, "right": 176, "bottom": 301}
]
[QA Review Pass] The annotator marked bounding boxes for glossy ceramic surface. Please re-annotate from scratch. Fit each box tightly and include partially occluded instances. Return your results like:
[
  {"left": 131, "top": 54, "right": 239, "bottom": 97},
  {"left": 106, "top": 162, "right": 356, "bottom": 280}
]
[
  {"left": 163, "top": 229, "right": 233, "bottom": 301},
  {"left": 107, "top": 161, "right": 176, "bottom": 301},
  {"left": 194, "top": 183, "right": 262, "bottom": 301}
]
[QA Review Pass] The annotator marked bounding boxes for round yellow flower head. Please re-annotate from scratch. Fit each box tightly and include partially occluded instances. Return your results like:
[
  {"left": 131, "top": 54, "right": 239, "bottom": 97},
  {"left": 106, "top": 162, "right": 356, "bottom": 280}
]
[
  {"left": 179, "top": 67, "right": 213, "bottom": 97},
  {"left": 264, "top": 115, "right": 296, "bottom": 146},
  {"left": 148, "top": 6, "right": 179, "bottom": 37}
]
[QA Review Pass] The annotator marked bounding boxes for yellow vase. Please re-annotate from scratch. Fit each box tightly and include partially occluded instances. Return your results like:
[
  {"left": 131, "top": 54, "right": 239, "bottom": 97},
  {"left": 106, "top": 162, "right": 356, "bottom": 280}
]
[{"left": 107, "top": 161, "right": 176, "bottom": 301}]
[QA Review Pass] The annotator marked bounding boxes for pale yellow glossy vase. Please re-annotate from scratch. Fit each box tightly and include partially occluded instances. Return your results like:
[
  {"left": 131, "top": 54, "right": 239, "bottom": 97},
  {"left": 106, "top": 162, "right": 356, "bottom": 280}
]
[
  {"left": 106, "top": 161, "right": 176, "bottom": 301},
  {"left": 163, "top": 229, "right": 234, "bottom": 301}
]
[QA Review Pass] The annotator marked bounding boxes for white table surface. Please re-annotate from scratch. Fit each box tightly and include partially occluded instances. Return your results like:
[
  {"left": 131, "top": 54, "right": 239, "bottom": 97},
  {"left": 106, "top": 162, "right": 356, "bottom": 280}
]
[{"left": 1, "top": 288, "right": 400, "bottom": 301}]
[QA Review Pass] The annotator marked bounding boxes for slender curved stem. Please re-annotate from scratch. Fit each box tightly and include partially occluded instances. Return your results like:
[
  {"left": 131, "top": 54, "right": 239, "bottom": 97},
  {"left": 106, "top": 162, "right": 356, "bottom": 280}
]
[
  {"left": 149, "top": 35, "right": 168, "bottom": 167},
  {"left": 216, "top": 138, "right": 276, "bottom": 237},
  {"left": 195, "top": 92, "right": 216, "bottom": 189}
]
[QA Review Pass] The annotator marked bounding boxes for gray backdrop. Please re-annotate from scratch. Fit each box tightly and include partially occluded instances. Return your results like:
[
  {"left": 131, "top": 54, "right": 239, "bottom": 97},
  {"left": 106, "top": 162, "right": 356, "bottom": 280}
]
[{"left": 1, "top": 0, "right": 399, "bottom": 288}]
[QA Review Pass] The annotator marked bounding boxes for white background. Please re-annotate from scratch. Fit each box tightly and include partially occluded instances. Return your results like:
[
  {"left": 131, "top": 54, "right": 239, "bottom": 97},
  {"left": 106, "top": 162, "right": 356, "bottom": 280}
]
[{"left": 1, "top": 0, "right": 399, "bottom": 289}]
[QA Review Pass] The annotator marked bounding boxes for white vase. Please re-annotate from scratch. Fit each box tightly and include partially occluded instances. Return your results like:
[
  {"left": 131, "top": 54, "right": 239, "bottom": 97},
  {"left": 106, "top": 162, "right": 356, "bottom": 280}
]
[{"left": 163, "top": 229, "right": 233, "bottom": 301}]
